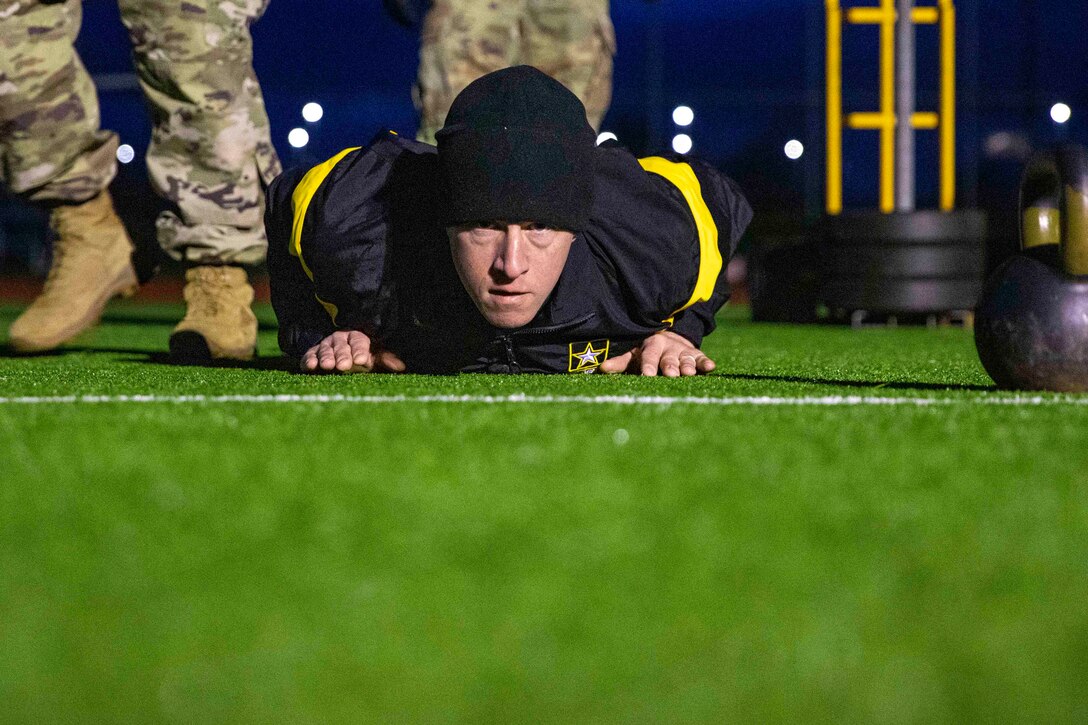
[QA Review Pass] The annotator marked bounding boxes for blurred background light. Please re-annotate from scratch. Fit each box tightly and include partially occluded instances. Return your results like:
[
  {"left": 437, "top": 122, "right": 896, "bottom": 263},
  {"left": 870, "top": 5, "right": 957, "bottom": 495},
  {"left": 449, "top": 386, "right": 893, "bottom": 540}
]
[
  {"left": 1051, "top": 102, "right": 1072, "bottom": 124},
  {"left": 288, "top": 128, "right": 310, "bottom": 148},
  {"left": 116, "top": 144, "right": 135, "bottom": 164},
  {"left": 672, "top": 105, "right": 694, "bottom": 127},
  {"left": 302, "top": 102, "right": 324, "bottom": 123},
  {"left": 784, "top": 139, "right": 804, "bottom": 160},
  {"left": 672, "top": 134, "right": 692, "bottom": 154}
]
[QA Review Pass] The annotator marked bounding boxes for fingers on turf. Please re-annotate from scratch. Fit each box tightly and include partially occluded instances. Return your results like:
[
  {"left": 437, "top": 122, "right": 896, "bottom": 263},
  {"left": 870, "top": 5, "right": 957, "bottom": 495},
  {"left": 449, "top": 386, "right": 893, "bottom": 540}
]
[
  {"left": 640, "top": 335, "right": 664, "bottom": 376},
  {"left": 334, "top": 337, "right": 356, "bottom": 371},
  {"left": 661, "top": 350, "right": 681, "bottom": 378},
  {"left": 318, "top": 340, "right": 338, "bottom": 370},
  {"left": 599, "top": 351, "right": 632, "bottom": 374},
  {"left": 301, "top": 345, "right": 320, "bottom": 371},
  {"left": 347, "top": 331, "right": 375, "bottom": 372},
  {"left": 376, "top": 350, "right": 407, "bottom": 372}
]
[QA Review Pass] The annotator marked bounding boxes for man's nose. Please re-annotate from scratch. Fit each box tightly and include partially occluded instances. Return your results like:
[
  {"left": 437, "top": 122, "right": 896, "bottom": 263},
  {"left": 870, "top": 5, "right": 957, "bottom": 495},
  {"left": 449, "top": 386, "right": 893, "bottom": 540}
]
[{"left": 495, "top": 224, "right": 528, "bottom": 280}]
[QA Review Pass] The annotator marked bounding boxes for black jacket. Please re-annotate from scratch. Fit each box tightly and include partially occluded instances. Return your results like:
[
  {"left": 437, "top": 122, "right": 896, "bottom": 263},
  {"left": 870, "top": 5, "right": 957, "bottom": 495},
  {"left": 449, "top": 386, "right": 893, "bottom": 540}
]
[{"left": 266, "top": 132, "right": 752, "bottom": 374}]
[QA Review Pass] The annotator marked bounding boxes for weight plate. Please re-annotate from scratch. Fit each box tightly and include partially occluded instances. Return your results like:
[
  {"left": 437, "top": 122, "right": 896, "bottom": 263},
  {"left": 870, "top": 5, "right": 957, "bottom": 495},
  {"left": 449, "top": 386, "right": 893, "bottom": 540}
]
[
  {"left": 824, "top": 209, "right": 987, "bottom": 245},
  {"left": 822, "top": 277, "right": 983, "bottom": 313},
  {"left": 821, "top": 243, "right": 984, "bottom": 278}
]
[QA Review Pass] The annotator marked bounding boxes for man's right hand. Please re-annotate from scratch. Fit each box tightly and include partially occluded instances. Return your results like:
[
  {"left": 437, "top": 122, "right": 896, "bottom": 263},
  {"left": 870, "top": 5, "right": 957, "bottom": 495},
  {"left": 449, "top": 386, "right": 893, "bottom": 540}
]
[{"left": 301, "top": 330, "right": 406, "bottom": 373}]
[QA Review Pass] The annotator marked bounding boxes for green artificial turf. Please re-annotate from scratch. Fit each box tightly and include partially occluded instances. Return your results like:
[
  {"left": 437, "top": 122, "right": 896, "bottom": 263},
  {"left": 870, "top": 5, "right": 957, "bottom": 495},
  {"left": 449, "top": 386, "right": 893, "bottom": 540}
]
[{"left": 1, "top": 300, "right": 1087, "bottom": 724}]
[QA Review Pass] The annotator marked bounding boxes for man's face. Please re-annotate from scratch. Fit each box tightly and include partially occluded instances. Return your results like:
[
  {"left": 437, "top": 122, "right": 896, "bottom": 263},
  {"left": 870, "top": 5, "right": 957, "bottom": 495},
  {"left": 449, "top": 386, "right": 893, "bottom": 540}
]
[{"left": 449, "top": 222, "right": 575, "bottom": 328}]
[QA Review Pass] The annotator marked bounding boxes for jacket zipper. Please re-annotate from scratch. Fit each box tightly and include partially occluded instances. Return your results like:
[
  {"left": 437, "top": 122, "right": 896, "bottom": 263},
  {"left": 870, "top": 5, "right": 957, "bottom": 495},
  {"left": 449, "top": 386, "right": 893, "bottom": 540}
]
[
  {"left": 511, "top": 312, "right": 596, "bottom": 337},
  {"left": 495, "top": 313, "right": 596, "bottom": 371},
  {"left": 501, "top": 335, "right": 520, "bottom": 373}
]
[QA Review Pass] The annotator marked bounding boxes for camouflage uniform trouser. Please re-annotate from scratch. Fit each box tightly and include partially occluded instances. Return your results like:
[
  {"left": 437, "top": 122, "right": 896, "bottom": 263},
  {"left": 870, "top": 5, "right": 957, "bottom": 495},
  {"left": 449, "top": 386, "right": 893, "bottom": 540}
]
[
  {"left": 0, "top": 0, "right": 281, "bottom": 265},
  {"left": 415, "top": 0, "right": 614, "bottom": 145}
]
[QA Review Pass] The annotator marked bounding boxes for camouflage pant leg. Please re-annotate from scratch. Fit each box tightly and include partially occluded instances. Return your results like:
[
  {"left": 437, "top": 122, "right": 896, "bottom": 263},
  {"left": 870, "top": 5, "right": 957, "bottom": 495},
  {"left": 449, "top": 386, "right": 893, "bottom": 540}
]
[
  {"left": 0, "top": 0, "right": 117, "bottom": 203},
  {"left": 523, "top": 0, "right": 613, "bottom": 131},
  {"left": 414, "top": 0, "right": 526, "bottom": 145},
  {"left": 117, "top": 0, "right": 281, "bottom": 265}
]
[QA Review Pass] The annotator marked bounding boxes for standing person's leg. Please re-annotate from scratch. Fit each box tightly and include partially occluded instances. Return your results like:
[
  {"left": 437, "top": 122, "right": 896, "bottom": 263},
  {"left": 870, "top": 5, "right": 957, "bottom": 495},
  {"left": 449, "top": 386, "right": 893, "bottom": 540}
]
[
  {"left": 523, "top": 0, "right": 613, "bottom": 131},
  {"left": 0, "top": 0, "right": 116, "bottom": 201},
  {"left": 1, "top": 0, "right": 139, "bottom": 352},
  {"left": 118, "top": 0, "right": 281, "bottom": 361},
  {"left": 414, "top": 0, "right": 524, "bottom": 144}
]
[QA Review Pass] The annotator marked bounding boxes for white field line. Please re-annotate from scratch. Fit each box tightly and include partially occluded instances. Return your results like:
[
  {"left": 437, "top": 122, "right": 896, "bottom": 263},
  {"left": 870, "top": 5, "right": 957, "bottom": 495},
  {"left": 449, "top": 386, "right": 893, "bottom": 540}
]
[{"left": 0, "top": 393, "right": 1086, "bottom": 407}]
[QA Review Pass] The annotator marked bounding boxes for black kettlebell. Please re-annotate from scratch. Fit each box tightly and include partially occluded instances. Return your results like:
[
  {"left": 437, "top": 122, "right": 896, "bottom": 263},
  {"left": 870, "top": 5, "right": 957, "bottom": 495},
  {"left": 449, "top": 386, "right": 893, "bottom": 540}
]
[{"left": 974, "top": 144, "right": 1088, "bottom": 392}]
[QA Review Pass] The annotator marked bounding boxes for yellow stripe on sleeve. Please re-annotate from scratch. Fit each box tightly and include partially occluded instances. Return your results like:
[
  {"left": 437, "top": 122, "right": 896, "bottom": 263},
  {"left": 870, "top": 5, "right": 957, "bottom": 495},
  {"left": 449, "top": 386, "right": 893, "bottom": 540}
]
[
  {"left": 638, "top": 156, "right": 723, "bottom": 323},
  {"left": 288, "top": 146, "right": 360, "bottom": 324}
]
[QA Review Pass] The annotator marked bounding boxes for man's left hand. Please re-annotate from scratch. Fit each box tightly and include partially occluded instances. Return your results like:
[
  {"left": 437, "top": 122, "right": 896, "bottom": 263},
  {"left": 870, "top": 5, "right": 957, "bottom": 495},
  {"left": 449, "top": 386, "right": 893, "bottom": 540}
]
[{"left": 599, "top": 330, "right": 716, "bottom": 377}]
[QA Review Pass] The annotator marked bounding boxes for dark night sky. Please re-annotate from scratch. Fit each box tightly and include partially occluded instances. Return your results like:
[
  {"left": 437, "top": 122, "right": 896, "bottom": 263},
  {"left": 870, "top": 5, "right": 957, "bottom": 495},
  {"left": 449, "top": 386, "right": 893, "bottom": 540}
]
[{"left": 72, "top": 0, "right": 1088, "bottom": 231}]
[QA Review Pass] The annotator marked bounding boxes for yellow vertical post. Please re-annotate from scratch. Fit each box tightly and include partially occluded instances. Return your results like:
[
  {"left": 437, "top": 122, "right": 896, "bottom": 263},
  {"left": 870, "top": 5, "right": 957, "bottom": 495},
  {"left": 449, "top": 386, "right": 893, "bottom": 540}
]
[
  {"left": 879, "top": 0, "right": 896, "bottom": 213},
  {"left": 826, "top": 0, "right": 843, "bottom": 215},
  {"left": 939, "top": 0, "right": 956, "bottom": 210}
]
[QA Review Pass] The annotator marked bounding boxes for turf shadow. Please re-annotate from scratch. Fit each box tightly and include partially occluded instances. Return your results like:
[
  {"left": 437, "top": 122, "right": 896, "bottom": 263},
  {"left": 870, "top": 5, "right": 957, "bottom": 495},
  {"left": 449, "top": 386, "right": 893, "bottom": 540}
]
[
  {"left": 722, "top": 371, "right": 996, "bottom": 392},
  {"left": 0, "top": 343, "right": 105, "bottom": 359},
  {"left": 98, "top": 311, "right": 278, "bottom": 331},
  {"left": 0, "top": 343, "right": 297, "bottom": 372},
  {"left": 119, "top": 351, "right": 299, "bottom": 372},
  {"left": 0, "top": 343, "right": 168, "bottom": 359}
]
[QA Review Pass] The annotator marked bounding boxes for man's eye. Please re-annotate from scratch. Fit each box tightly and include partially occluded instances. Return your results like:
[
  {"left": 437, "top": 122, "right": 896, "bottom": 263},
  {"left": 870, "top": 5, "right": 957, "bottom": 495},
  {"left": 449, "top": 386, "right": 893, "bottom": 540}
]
[{"left": 466, "top": 222, "right": 501, "bottom": 236}]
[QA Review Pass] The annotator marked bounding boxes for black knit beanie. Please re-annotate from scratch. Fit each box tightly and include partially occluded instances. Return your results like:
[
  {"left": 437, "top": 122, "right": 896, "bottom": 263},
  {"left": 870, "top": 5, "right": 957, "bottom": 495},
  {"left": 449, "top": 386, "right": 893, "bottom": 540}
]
[{"left": 436, "top": 66, "right": 597, "bottom": 231}]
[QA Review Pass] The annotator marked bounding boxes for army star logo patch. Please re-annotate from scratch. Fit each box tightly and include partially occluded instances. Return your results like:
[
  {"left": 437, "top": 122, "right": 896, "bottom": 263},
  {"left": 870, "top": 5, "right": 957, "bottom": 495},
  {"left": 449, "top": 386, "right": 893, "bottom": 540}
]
[{"left": 568, "top": 340, "right": 610, "bottom": 373}]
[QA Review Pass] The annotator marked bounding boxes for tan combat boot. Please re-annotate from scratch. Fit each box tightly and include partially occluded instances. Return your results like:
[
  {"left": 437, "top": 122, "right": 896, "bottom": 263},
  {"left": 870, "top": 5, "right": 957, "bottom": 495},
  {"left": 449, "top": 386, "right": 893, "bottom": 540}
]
[
  {"left": 8, "top": 191, "right": 139, "bottom": 352},
  {"left": 168, "top": 265, "right": 257, "bottom": 362}
]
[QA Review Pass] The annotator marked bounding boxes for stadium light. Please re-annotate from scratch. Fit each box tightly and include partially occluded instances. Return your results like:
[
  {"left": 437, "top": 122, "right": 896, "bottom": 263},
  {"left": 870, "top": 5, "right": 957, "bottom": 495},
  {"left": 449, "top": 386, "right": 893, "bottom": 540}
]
[
  {"left": 596, "top": 132, "right": 618, "bottom": 145},
  {"left": 672, "top": 134, "right": 692, "bottom": 155},
  {"left": 1051, "top": 103, "right": 1072, "bottom": 124},
  {"left": 302, "top": 102, "right": 324, "bottom": 123},
  {"left": 288, "top": 128, "right": 310, "bottom": 148},
  {"left": 672, "top": 106, "right": 694, "bottom": 127},
  {"left": 116, "top": 144, "right": 135, "bottom": 164},
  {"left": 784, "top": 139, "right": 804, "bottom": 160}
]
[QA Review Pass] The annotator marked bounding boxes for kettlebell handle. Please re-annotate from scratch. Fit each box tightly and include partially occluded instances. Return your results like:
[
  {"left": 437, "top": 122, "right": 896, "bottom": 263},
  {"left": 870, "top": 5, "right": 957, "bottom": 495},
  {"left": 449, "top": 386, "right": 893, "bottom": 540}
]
[{"left": 1020, "top": 144, "right": 1088, "bottom": 276}]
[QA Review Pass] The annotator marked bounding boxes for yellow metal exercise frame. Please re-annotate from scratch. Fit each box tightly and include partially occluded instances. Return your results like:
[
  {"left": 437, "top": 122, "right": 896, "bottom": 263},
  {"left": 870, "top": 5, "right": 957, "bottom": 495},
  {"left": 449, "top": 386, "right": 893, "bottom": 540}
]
[{"left": 825, "top": 0, "right": 956, "bottom": 215}]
